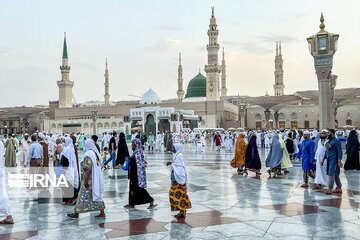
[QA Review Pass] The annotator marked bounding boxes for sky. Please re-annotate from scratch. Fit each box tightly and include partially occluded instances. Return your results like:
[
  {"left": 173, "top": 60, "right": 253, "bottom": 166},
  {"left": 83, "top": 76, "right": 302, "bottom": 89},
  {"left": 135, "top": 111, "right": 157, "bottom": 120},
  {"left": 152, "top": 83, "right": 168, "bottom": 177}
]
[{"left": 1, "top": 0, "right": 360, "bottom": 107}]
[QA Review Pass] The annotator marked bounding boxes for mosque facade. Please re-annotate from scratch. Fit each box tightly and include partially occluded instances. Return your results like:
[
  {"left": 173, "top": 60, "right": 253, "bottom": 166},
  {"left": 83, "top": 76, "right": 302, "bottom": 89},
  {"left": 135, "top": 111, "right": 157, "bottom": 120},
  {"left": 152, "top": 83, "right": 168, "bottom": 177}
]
[{"left": 45, "top": 8, "right": 239, "bottom": 135}]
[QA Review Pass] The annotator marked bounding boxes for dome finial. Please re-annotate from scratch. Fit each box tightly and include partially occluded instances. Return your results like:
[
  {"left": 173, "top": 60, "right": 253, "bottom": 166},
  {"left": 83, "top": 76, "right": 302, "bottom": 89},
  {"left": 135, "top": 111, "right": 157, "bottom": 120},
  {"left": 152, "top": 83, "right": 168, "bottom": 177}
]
[
  {"left": 319, "top": 12, "right": 325, "bottom": 31},
  {"left": 199, "top": 67, "right": 201, "bottom": 74},
  {"left": 211, "top": 6, "right": 215, "bottom": 18}
]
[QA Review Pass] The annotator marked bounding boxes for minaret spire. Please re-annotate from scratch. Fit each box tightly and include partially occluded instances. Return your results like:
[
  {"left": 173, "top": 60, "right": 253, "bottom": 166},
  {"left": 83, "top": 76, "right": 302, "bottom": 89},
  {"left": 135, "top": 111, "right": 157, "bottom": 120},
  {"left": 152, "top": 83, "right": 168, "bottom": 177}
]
[
  {"left": 63, "top": 32, "right": 68, "bottom": 59},
  {"left": 176, "top": 52, "right": 184, "bottom": 101},
  {"left": 221, "top": 47, "right": 227, "bottom": 99},
  {"left": 57, "top": 32, "right": 73, "bottom": 108},
  {"left": 205, "top": 6, "right": 221, "bottom": 101},
  {"left": 104, "top": 58, "right": 110, "bottom": 105},
  {"left": 273, "top": 41, "right": 284, "bottom": 96},
  {"left": 279, "top": 41, "right": 282, "bottom": 55}
]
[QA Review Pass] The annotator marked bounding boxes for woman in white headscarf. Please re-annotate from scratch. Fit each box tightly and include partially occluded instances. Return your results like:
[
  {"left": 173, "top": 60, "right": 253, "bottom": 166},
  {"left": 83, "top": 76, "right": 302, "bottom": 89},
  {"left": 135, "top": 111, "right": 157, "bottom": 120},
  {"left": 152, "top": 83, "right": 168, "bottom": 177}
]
[
  {"left": 166, "top": 143, "right": 191, "bottom": 218},
  {"left": 60, "top": 137, "right": 79, "bottom": 205},
  {"left": 67, "top": 139, "right": 105, "bottom": 219},
  {"left": 0, "top": 140, "right": 14, "bottom": 224}
]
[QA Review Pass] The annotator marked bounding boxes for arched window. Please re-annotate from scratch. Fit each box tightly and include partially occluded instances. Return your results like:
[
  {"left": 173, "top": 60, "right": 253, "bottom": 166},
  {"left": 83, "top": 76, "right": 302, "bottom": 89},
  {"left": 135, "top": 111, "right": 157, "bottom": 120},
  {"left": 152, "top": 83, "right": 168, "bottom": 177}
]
[
  {"left": 304, "top": 120, "right": 310, "bottom": 129},
  {"left": 290, "top": 112, "right": 297, "bottom": 120}
]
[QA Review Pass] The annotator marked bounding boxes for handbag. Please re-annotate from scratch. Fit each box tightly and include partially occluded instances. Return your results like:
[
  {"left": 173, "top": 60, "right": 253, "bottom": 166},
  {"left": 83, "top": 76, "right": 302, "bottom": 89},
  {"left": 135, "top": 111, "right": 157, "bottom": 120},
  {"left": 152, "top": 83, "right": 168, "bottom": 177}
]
[
  {"left": 56, "top": 165, "right": 63, "bottom": 177},
  {"left": 122, "top": 159, "right": 129, "bottom": 171}
]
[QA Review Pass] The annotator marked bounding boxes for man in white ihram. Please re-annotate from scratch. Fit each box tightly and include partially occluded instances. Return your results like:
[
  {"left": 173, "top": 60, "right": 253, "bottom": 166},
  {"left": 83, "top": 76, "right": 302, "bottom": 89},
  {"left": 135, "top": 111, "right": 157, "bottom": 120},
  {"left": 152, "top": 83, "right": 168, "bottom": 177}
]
[{"left": 0, "top": 138, "right": 14, "bottom": 224}]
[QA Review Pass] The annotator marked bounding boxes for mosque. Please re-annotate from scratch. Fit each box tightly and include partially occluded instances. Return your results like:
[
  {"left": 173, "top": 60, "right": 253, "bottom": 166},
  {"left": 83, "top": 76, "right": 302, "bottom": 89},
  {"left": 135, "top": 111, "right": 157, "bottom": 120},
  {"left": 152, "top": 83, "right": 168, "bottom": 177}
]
[
  {"left": 45, "top": 8, "right": 238, "bottom": 135},
  {"left": 1, "top": 8, "right": 359, "bottom": 135}
]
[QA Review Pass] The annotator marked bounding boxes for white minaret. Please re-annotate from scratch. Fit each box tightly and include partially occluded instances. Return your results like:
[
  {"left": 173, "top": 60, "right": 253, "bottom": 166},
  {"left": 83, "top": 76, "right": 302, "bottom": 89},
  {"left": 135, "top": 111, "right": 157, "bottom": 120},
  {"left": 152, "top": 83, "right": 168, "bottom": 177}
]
[
  {"left": 273, "top": 41, "right": 284, "bottom": 96},
  {"left": 221, "top": 47, "right": 227, "bottom": 99},
  {"left": 104, "top": 58, "right": 110, "bottom": 105},
  {"left": 176, "top": 53, "right": 184, "bottom": 101},
  {"left": 205, "top": 7, "right": 221, "bottom": 101},
  {"left": 57, "top": 32, "right": 74, "bottom": 108}
]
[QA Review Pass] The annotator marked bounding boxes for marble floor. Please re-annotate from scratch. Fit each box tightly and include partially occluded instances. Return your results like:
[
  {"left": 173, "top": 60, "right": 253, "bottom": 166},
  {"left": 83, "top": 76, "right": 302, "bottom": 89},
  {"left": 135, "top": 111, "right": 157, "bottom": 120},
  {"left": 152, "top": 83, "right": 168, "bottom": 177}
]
[{"left": 1, "top": 142, "right": 359, "bottom": 240}]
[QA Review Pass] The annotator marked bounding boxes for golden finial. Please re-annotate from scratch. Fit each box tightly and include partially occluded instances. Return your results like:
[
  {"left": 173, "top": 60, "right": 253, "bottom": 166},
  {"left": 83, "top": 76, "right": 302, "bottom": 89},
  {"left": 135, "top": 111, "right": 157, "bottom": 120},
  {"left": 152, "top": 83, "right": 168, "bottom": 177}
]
[
  {"left": 265, "top": 90, "right": 269, "bottom": 96},
  {"left": 319, "top": 12, "right": 325, "bottom": 31},
  {"left": 105, "top": 58, "right": 108, "bottom": 68},
  {"left": 64, "top": 32, "right": 66, "bottom": 39}
]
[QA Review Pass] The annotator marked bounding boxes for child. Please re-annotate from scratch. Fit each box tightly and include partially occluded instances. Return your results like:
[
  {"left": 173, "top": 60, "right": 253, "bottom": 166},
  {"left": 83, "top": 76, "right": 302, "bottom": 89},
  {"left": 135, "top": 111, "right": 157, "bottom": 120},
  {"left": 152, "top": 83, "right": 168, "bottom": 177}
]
[{"left": 101, "top": 147, "right": 109, "bottom": 170}]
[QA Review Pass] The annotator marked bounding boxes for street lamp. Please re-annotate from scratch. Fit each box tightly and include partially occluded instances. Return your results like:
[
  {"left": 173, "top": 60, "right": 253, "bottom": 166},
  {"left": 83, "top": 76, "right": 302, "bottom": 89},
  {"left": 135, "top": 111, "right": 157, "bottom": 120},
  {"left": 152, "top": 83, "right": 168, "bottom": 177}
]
[
  {"left": 307, "top": 12, "right": 339, "bottom": 129},
  {"left": 91, "top": 110, "right": 98, "bottom": 135}
]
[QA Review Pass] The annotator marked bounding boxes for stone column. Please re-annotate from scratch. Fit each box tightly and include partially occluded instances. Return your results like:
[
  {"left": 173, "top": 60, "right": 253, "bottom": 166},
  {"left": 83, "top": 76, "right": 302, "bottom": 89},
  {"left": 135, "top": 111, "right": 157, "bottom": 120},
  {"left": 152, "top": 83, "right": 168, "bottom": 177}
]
[
  {"left": 264, "top": 110, "right": 271, "bottom": 130},
  {"left": 315, "top": 66, "right": 333, "bottom": 129},
  {"left": 274, "top": 112, "right": 279, "bottom": 129}
]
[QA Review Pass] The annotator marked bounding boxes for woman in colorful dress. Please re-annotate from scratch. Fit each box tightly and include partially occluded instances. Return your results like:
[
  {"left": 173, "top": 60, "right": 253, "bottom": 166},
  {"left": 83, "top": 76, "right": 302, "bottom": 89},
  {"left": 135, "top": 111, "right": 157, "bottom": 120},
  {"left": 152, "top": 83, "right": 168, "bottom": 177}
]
[
  {"left": 67, "top": 139, "right": 105, "bottom": 219},
  {"left": 166, "top": 144, "right": 191, "bottom": 218},
  {"left": 124, "top": 138, "right": 156, "bottom": 209},
  {"left": 230, "top": 133, "right": 247, "bottom": 173}
]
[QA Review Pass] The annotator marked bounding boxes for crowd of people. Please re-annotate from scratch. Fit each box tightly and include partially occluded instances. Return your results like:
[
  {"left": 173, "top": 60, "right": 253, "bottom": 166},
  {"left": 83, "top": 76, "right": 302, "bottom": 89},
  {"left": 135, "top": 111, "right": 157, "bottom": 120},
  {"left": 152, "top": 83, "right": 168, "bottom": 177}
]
[{"left": 0, "top": 127, "right": 359, "bottom": 225}]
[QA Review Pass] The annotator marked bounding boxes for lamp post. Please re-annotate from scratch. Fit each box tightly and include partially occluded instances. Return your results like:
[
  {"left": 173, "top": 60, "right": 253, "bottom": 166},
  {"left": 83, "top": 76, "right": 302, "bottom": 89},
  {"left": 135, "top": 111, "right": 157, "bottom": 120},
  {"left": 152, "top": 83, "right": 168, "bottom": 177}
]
[
  {"left": 91, "top": 110, "right": 98, "bottom": 135},
  {"left": 239, "top": 102, "right": 246, "bottom": 128},
  {"left": 38, "top": 113, "right": 44, "bottom": 132},
  {"left": 264, "top": 109, "right": 271, "bottom": 130},
  {"left": 307, "top": 13, "right": 339, "bottom": 129}
]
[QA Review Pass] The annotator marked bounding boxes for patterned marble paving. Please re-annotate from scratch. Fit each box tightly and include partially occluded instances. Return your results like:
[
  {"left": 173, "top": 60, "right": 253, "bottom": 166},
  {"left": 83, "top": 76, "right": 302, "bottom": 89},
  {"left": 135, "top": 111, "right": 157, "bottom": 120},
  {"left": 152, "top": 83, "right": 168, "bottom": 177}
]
[{"left": 0, "top": 142, "right": 359, "bottom": 239}]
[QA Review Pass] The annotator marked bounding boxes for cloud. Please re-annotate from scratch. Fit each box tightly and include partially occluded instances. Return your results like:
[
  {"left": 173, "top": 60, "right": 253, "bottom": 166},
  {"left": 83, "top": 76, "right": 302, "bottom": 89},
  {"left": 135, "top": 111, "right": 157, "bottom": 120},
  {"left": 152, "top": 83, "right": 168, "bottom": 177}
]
[
  {"left": 144, "top": 38, "right": 181, "bottom": 52},
  {"left": 155, "top": 25, "right": 184, "bottom": 31},
  {"left": 254, "top": 34, "right": 301, "bottom": 44},
  {"left": 0, "top": 46, "right": 15, "bottom": 55}
]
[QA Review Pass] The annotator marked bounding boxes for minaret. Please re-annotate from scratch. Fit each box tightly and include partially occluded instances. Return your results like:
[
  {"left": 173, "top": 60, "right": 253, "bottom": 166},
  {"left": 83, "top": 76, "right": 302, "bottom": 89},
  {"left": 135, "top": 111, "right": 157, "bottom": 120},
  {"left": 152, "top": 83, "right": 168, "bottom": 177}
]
[
  {"left": 57, "top": 32, "right": 74, "bottom": 108},
  {"left": 176, "top": 53, "right": 185, "bottom": 101},
  {"left": 220, "top": 47, "right": 227, "bottom": 100},
  {"left": 273, "top": 41, "right": 284, "bottom": 96},
  {"left": 205, "top": 7, "right": 221, "bottom": 101},
  {"left": 104, "top": 58, "right": 110, "bottom": 105}
]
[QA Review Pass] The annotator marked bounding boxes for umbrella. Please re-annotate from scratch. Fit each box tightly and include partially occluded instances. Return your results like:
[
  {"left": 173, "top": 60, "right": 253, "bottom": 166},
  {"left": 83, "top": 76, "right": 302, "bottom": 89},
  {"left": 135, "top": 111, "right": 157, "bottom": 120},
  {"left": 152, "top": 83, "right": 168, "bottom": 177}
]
[
  {"left": 227, "top": 128, "right": 235, "bottom": 131},
  {"left": 131, "top": 127, "right": 142, "bottom": 131}
]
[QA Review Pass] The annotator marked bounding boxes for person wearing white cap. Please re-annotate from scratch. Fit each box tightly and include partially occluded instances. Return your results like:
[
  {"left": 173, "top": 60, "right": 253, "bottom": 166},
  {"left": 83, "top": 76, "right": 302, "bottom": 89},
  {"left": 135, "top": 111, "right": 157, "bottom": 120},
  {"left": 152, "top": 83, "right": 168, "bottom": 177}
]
[
  {"left": 298, "top": 130, "right": 315, "bottom": 188},
  {"left": 20, "top": 134, "right": 31, "bottom": 166},
  {"left": 314, "top": 129, "right": 329, "bottom": 189}
]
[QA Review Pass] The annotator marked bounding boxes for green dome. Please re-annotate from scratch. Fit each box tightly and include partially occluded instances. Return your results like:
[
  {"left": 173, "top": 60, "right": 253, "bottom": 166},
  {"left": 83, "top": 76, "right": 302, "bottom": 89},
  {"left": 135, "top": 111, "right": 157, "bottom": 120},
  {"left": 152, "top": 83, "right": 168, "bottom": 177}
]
[{"left": 185, "top": 73, "right": 206, "bottom": 98}]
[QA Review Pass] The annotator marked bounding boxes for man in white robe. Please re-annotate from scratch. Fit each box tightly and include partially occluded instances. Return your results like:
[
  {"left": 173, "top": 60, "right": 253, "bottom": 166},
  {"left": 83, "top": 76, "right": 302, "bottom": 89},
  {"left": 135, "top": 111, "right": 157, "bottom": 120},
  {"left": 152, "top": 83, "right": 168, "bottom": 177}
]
[
  {"left": 20, "top": 134, "right": 31, "bottom": 166},
  {"left": 265, "top": 133, "right": 270, "bottom": 148},
  {"left": 256, "top": 132, "right": 261, "bottom": 147},
  {"left": 0, "top": 140, "right": 13, "bottom": 224},
  {"left": 220, "top": 132, "right": 226, "bottom": 148},
  {"left": 314, "top": 129, "right": 329, "bottom": 189},
  {"left": 227, "top": 133, "right": 233, "bottom": 152}
]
